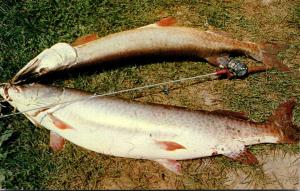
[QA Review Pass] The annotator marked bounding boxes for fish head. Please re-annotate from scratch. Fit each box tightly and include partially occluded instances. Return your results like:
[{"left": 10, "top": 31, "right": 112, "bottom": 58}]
[
  {"left": 0, "top": 85, "right": 4, "bottom": 100},
  {"left": 0, "top": 83, "right": 20, "bottom": 102},
  {"left": 0, "top": 84, "right": 35, "bottom": 108},
  {"left": 12, "top": 43, "right": 77, "bottom": 84},
  {"left": 0, "top": 83, "right": 63, "bottom": 114}
]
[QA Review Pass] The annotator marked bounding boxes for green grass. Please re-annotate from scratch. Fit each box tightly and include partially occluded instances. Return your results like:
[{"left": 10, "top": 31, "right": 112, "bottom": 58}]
[{"left": 0, "top": 0, "right": 299, "bottom": 189}]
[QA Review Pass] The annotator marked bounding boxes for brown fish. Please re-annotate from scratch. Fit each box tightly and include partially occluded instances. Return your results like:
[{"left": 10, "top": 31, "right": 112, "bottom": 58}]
[{"left": 12, "top": 17, "right": 288, "bottom": 83}]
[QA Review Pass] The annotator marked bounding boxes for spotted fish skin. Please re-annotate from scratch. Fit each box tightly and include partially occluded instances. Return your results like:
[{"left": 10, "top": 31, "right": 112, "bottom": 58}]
[
  {"left": 0, "top": 83, "right": 298, "bottom": 174},
  {"left": 12, "top": 17, "right": 288, "bottom": 83}
]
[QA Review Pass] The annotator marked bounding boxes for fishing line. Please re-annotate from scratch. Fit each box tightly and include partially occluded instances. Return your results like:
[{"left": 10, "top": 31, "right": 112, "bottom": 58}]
[
  {"left": 0, "top": 70, "right": 224, "bottom": 119},
  {"left": 0, "top": 82, "right": 9, "bottom": 86}
]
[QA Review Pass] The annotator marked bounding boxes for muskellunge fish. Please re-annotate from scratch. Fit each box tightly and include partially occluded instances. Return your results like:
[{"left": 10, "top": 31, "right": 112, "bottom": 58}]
[
  {"left": 12, "top": 17, "right": 288, "bottom": 83},
  {"left": 0, "top": 83, "right": 298, "bottom": 174}
]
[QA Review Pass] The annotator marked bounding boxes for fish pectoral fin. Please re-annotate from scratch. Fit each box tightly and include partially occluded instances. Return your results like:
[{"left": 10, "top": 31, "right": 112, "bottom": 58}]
[
  {"left": 48, "top": 112, "right": 74, "bottom": 130},
  {"left": 210, "top": 109, "right": 249, "bottom": 120},
  {"left": 50, "top": 131, "right": 65, "bottom": 151},
  {"left": 72, "top": 34, "right": 99, "bottom": 46},
  {"left": 138, "top": 17, "right": 177, "bottom": 29},
  {"left": 156, "top": 140, "right": 186, "bottom": 151},
  {"left": 153, "top": 159, "right": 182, "bottom": 175},
  {"left": 224, "top": 148, "right": 258, "bottom": 165}
]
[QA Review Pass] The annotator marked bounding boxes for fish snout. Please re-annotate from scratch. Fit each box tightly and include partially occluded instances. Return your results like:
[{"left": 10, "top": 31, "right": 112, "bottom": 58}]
[
  {"left": 12, "top": 43, "right": 77, "bottom": 83},
  {"left": 12, "top": 58, "right": 40, "bottom": 83},
  {"left": 0, "top": 83, "right": 14, "bottom": 101},
  {"left": 0, "top": 85, "right": 4, "bottom": 98}
]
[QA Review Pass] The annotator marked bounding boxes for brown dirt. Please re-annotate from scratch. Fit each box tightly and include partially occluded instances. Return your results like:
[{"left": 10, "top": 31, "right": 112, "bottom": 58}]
[{"left": 226, "top": 150, "right": 300, "bottom": 189}]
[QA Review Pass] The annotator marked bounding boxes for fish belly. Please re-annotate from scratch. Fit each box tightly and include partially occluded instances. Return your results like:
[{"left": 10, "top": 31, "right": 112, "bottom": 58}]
[{"left": 35, "top": 101, "right": 219, "bottom": 160}]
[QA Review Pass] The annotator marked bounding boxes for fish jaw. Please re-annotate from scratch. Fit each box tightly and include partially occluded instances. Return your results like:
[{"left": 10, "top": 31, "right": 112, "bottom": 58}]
[
  {"left": 12, "top": 43, "right": 77, "bottom": 83},
  {"left": 0, "top": 86, "right": 4, "bottom": 99},
  {"left": 0, "top": 84, "right": 19, "bottom": 102},
  {"left": 0, "top": 84, "right": 30, "bottom": 111},
  {"left": 0, "top": 85, "right": 9, "bottom": 107},
  {"left": 0, "top": 84, "right": 60, "bottom": 115}
]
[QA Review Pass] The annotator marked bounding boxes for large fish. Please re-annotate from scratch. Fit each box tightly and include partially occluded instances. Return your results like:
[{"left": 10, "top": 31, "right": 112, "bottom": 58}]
[
  {"left": 0, "top": 83, "right": 298, "bottom": 174},
  {"left": 12, "top": 17, "right": 288, "bottom": 83}
]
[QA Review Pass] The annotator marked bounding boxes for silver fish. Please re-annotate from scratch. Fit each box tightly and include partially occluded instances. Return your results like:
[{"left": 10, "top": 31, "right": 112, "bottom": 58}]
[{"left": 0, "top": 83, "right": 298, "bottom": 174}]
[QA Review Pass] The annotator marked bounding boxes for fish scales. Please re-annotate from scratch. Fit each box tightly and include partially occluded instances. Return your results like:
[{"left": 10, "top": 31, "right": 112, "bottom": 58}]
[
  {"left": 1, "top": 83, "right": 298, "bottom": 174},
  {"left": 75, "top": 27, "right": 253, "bottom": 65},
  {"left": 11, "top": 18, "right": 289, "bottom": 83}
]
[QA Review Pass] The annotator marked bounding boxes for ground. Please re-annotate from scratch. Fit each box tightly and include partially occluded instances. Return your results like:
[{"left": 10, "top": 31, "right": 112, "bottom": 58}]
[{"left": 0, "top": 0, "right": 299, "bottom": 189}]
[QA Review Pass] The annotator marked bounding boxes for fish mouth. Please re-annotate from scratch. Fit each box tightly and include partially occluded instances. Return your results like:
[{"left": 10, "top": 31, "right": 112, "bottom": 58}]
[
  {"left": 0, "top": 83, "right": 12, "bottom": 101},
  {"left": 12, "top": 58, "right": 41, "bottom": 84},
  {"left": 0, "top": 84, "right": 5, "bottom": 99},
  {"left": 12, "top": 43, "right": 77, "bottom": 84}
]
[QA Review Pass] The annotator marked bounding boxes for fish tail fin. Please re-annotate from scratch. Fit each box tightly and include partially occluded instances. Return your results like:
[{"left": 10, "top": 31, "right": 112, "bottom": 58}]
[
  {"left": 267, "top": 98, "right": 300, "bottom": 143},
  {"left": 250, "top": 42, "right": 289, "bottom": 71}
]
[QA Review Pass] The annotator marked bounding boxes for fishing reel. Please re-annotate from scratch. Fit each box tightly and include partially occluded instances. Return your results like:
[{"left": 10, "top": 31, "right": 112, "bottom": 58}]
[{"left": 219, "top": 59, "right": 248, "bottom": 78}]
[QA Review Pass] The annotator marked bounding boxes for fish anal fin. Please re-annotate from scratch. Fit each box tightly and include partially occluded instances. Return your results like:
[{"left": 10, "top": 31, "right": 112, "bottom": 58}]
[
  {"left": 211, "top": 109, "right": 249, "bottom": 120},
  {"left": 50, "top": 131, "right": 65, "bottom": 151},
  {"left": 154, "top": 159, "right": 182, "bottom": 175},
  {"left": 72, "top": 34, "right": 99, "bottom": 46},
  {"left": 225, "top": 148, "right": 258, "bottom": 165},
  {"left": 156, "top": 141, "right": 186, "bottom": 151},
  {"left": 48, "top": 113, "right": 74, "bottom": 130}
]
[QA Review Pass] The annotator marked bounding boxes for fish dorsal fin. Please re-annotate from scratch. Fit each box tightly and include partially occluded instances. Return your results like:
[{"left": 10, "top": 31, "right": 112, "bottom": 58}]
[
  {"left": 210, "top": 109, "right": 249, "bottom": 120},
  {"left": 207, "top": 26, "right": 233, "bottom": 38},
  {"left": 72, "top": 33, "right": 99, "bottom": 46},
  {"left": 138, "top": 17, "right": 177, "bottom": 29},
  {"left": 156, "top": 17, "right": 177, "bottom": 27},
  {"left": 50, "top": 131, "right": 65, "bottom": 151},
  {"left": 224, "top": 148, "right": 258, "bottom": 165}
]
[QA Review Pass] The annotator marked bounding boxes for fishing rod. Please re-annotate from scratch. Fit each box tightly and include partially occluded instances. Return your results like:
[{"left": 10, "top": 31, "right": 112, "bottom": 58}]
[
  {"left": 0, "top": 58, "right": 262, "bottom": 119},
  {"left": 0, "top": 68, "right": 233, "bottom": 119}
]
